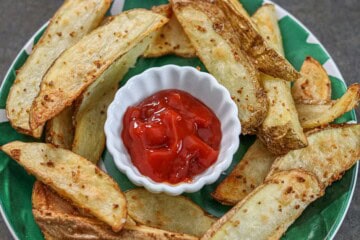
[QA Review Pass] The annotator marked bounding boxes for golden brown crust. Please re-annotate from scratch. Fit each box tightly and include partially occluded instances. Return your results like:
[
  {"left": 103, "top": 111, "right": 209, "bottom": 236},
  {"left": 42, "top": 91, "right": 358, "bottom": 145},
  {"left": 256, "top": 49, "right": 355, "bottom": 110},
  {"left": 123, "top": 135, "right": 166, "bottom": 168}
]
[
  {"left": 29, "top": 9, "right": 169, "bottom": 129},
  {"left": 6, "top": 0, "right": 111, "bottom": 138},
  {"left": 32, "top": 182, "right": 198, "bottom": 240},
  {"left": 171, "top": 0, "right": 267, "bottom": 134},
  {"left": 216, "top": 0, "right": 301, "bottom": 81}
]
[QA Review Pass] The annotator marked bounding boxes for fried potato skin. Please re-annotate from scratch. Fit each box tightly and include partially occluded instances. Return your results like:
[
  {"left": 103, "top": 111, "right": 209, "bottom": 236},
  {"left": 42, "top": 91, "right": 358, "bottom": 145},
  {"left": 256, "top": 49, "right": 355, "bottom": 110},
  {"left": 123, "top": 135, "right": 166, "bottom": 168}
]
[
  {"left": 267, "top": 124, "right": 360, "bottom": 186},
  {"left": 217, "top": 0, "right": 301, "bottom": 81},
  {"left": 171, "top": 0, "right": 267, "bottom": 134},
  {"left": 292, "top": 56, "right": 331, "bottom": 102},
  {"left": 1, "top": 141, "right": 127, "bottom": 232},
  {"left": 299, "top": 83, "right": 360, "bottom": 129},
  {"left": 30, "top": 10, "right": 168, "bottom": 129},
  {"left": 72, "top": 35, "right": 153, "bottom": 164},
  {"left": 203, "top": 170, "right": 324, "bottom": 240},
  {"left": 45, "top": 106, "right": 74, "bottom": 149},
  {"left": 144, "top": 4, "right": 196, "bottom": 58},
  {"left": 125, "top": 188, "right": 216, "bottom": 237},
  {"left": 212, "top": 140, "right": 276, "bottom": 205},
  {"left": 6, "top": 0, "right": 111, "bottom": 138}
]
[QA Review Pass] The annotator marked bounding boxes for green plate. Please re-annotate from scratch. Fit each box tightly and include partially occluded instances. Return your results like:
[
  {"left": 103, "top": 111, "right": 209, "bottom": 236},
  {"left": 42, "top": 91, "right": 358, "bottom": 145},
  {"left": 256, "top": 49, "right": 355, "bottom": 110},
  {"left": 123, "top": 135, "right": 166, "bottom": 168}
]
[{"left": 0, "top": 0, "right": 357, "bottom": 239}]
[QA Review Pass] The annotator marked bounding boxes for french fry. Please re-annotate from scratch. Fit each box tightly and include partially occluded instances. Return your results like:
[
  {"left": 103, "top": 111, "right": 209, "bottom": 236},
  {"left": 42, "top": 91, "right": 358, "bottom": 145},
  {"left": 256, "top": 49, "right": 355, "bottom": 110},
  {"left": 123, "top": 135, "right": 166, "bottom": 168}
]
[
  {"left": 6, "top": 0, "right": 111, "bottom": 138},
  {"left": 45, "top": 106, "right": 74, "bottom": 149},
  {"left": 253, "top": 4, "right": 307, "bottom": 154},
  {"left": 30, "top": 10, "right": 168, "bottom": 129},
  {"left": 72, "top": 35, "right": 153, "bottom": 164},
  {"left": 1, "top": 141, "right": 127, "bottom": 232},
  {"left": 143, "top": 4, "right": 196, "bottom": 58},
  {"left": 292, "top": 56, "right": 331, "bottom": 102},
  {"left": 217, "top": 0, "right": 301, "bottom": 81},
  {"left": 203, "top": 170, "right": 324, "bottom": 240},
  {"left": 267, "top": 124, "right": 360, "bottom": 186},
  {"left": 171, "top": 0, "right": 267, "bottom": 134},
  {"left": 212, "top": 140, "right": 276, "bottom": 205},
  {"left": 125, "top": 188, "right": 216, "bottom": 237},
  {"left": 299, "top": 84, "right": 360, "bottom": 129}
]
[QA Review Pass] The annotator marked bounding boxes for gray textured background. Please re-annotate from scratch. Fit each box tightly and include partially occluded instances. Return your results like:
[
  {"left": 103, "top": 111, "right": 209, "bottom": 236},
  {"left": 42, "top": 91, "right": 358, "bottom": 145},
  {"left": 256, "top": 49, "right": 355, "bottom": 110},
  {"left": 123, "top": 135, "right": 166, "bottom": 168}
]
[{"left": 0, "top": 0, "right": 359, "bottom": 239}]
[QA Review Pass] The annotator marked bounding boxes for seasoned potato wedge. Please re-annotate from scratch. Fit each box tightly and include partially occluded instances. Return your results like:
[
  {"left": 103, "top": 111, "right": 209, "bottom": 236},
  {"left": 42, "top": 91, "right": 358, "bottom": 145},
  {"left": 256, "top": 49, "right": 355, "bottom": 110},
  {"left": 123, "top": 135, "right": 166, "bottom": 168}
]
[
  {"left": 253, "top": 4, "right": 307, "bottom": 154},
  {"left": 143, "top": 4, "right": 196, "bottom": 58},
  {"left": 171, "top": 0, "right": 267, "bottom": 134},
  {"left": 45, "top": 106, "right": 74, "bottom": 149},
  {"left": 32, "top": 182, "right": 194, "bottom": 240},
  {"left": 212, "top": 140, "right": 276, "bottom": 205},
  {"left": 72, "top": 35, "right": 153, "bottom": 164},
  {"left": 292, "top": 56, "right": 331, "bottom": 102},
  {"left": 6, "top": 0, "right": 110, "bottom": 138},
  {"left": 125, "top": 188, "right": 216, "bottom": 237},
  {"left": 203, "top": 170, "right": 324, "bottom": 240},
  {"left": 217, "top": 0, "right": 301, "bottom": 81},
  {"left": 267, "top": 124, "right": 360, "bottom": 186},
  {"left": 30, "top": 10, "right": 168, "bottom": 129},
  {"left": 34, "top": 210, "right": 198, "bottom": 240},
  {"left": 299, "top": 83, "right": 360, "bottom": 129},
  {"left": 1, "top": 141, "right": 127, "bottom": 232}
]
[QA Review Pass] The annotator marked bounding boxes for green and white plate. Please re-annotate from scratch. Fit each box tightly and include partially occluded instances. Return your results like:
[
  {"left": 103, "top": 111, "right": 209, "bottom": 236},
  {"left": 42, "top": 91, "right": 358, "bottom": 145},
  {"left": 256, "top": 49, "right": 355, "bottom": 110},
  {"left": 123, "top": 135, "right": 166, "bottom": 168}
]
[{"left": 0, "top": 0, "right": 358, "bottom": 239}]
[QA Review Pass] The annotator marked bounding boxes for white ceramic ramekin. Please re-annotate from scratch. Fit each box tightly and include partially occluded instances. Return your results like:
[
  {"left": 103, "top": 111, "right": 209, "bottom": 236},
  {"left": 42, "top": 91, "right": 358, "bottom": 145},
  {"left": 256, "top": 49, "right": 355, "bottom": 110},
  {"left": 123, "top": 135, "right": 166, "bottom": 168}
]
[{"left": 105, "top": 65, "right": 241, "bottom": 195}]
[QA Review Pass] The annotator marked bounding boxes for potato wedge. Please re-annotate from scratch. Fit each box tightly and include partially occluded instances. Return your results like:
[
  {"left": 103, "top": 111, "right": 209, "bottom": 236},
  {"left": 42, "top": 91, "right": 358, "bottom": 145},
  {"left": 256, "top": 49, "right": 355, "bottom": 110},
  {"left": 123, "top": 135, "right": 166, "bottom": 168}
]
[
  {"left": 203, "top": 170, "right": 324, "bottom": 240},
  {"left": 212, "top": 140, "right": 276, "bottom": 205},
  {"left": 253, "top": 4, "right": 307, "bottom": 154},
  {"left": 32, "top": 182, "right": 194, "bottom": 240},
  {"left": 171, "top": 0, "right": 267, "bottom": 134},
  {"left": 32, "top": 181, "right": 137, "bottom": 239},
  {"left": 45, "top": 106, "right": 74, "bottom": 149},
  {"left": 125, "top": 188, "right": 216, "bottom": 237},
  {"left": 267, "top": 124, "right": 360, "bottom": 186},
  {"left": 1, "top": 141, "right": 127, "bottom": 232},
  {"left": 6, "top": 0, "right": 110, "bottom": 138},
  {"left": 143, "top": 4, "right": 196, "bottom": 58},
  {"left": 216, "top": 0, "right": 301, "bottom": 81},
  {"left": 33, "top": 210, "right": 198, "bottom": 240},
  {"left": 30, "top": 10, "right": 168, "bottom": 129},
  {"left": 299, "top": 83, "right": 360, "bottom": 129},
  {"left": 292, "top": 56, "right": 331, "bottom": 102},
  {"left": 72, "top": 35, "right": 153, "bottom": 164}
]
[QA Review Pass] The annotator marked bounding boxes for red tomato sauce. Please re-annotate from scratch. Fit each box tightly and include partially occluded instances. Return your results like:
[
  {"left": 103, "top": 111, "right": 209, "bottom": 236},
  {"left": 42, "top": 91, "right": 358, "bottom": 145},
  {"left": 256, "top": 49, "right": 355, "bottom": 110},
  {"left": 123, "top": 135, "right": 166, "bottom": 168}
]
[{"left": 122, "top": 89, "right": 222, "bottom": 184}]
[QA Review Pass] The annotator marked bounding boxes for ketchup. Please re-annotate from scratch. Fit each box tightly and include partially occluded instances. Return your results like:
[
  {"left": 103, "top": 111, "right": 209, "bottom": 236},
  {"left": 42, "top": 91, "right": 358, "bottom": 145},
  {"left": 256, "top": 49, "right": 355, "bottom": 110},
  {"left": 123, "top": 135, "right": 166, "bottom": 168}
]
[{"left": 122, "top": 89, "right": 221, "bottom": 184}]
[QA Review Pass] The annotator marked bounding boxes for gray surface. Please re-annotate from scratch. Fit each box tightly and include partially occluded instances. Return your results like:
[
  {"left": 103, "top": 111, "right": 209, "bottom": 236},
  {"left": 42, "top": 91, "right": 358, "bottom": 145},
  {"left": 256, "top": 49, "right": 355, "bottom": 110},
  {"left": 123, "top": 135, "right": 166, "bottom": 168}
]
[{"left": 0, "top": 0, "right": 359, "bottom": 239}]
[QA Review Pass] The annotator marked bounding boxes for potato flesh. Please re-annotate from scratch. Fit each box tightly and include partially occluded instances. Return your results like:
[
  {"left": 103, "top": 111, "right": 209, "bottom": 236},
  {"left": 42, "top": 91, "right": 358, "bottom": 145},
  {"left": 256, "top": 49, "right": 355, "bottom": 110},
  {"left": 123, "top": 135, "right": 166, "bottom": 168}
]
[
  {"left": 144, "top": 4, "right": 196, "bottom": 58},
  {"left": 253, "top": 4, "right": 307, "bottom": 154},
  {"left": 6, "top": 0, "right": 110, "bottom": 138},
  {"left": 171, "top": 0, "right": 267, "bottom": 134},
  {"left": 268, "top": 125, "right": 360, "bottom": 186},
  {"left": 202, "top": 170, "right": 323, "bottom": 240},
  {"left": 72, "top": 36, "right": 152, "bottom": 164},
  {"left": 30, "top": 10, "right": 168, "bottom": 129},
  {"left": 292, "top": 56, "right": 331, "bottom": 102},
  {"left": 125, "top": 188, "right": 216, "bottom": 237},
  {"left": 212, "top": 140, "right": 276, "bottom": 205},
  {"left": 1, "top": 141, "right": 127, "bottom": 232}
]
